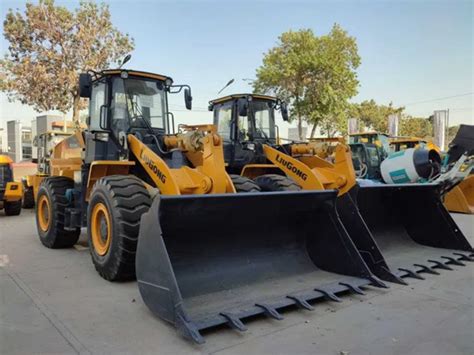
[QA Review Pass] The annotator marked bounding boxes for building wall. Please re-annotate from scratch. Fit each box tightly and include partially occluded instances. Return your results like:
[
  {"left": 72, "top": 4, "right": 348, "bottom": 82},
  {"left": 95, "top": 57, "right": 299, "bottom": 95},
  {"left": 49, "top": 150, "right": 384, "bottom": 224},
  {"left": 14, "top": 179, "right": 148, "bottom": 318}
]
[{"left": 7, "top": 120, "right": 22, "bottom": 162}]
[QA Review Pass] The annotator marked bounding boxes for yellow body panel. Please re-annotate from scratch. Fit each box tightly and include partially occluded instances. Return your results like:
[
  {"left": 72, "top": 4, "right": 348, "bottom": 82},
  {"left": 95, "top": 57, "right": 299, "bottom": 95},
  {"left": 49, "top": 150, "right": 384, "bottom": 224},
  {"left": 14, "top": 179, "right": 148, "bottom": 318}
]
[
  {"left": 0, "top": 155, "right": 13, "bottom": 164},
  {"left": 128, "top": 126, "right": 235, "bottom": 195},
  {"left": 4, "top": 182, "right": 23, "bottom": 202},
  {"left": 85, "top": 161, "right": 135, "bottom": 200},
  {"left": 444, "top": 175, "right": 474, "bottom": 214}
]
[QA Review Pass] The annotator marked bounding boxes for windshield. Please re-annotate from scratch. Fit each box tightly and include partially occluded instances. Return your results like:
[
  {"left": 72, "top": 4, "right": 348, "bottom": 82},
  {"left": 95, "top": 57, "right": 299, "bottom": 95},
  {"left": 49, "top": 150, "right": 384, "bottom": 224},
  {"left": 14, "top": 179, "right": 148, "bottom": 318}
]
[
  {"left": 251, "top": 100, "right": 275, "bottom": 140},
  {"left": 111, "top": 77, "right": 167, "bottom": 132}
]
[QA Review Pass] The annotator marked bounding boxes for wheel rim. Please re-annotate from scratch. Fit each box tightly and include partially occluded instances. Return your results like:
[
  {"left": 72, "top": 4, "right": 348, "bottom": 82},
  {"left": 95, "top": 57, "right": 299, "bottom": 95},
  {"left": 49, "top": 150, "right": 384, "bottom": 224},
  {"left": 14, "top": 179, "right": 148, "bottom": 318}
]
[
  {"left": 37, "top": 195, "right": 51, "bottom": 232},
  {"left": 91, "top": 202, "right": 112, "bottom": 256}
]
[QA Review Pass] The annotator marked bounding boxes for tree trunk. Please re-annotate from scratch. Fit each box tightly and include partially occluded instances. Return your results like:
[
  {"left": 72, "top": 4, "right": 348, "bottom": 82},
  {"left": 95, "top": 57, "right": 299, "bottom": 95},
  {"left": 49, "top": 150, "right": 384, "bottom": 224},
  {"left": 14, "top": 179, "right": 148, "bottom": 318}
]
[
  {"left": 310, "top": 123, "right": 318, "bottom": 138},
  {"left": 72, "top": 94, "right": 81, "bottom": 129},
  {"left": 298, "top": 116, "right": 303, "bottom": 141}
]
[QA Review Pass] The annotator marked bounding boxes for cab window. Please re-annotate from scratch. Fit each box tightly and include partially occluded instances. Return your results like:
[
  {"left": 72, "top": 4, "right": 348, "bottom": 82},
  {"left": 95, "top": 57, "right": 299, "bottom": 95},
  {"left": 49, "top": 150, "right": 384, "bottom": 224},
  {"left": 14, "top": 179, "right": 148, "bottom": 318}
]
[
  {"left": 215, "top": 103, "right": 233, "bottom": 141},
  {"left": 89, "top": 81, "right": 106, "bottom": 131}
]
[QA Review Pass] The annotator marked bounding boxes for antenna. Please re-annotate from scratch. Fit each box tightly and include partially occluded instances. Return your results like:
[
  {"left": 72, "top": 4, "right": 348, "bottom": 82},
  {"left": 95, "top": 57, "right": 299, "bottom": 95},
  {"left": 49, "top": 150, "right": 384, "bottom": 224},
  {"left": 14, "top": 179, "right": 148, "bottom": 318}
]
[
  {"left": 217, "top": 79, "right": 235, "bottom": 94},
  {"left": 119, "top": 54, "right": 132, "bottom": 69}
]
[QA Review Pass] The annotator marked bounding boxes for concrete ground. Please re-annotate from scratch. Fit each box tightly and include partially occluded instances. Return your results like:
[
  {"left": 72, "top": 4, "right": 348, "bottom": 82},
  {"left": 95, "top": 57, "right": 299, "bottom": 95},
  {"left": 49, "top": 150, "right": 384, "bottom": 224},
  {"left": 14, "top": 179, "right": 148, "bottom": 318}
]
[{"left": 0, "top": 210, "right": 473, "bottom": 355}]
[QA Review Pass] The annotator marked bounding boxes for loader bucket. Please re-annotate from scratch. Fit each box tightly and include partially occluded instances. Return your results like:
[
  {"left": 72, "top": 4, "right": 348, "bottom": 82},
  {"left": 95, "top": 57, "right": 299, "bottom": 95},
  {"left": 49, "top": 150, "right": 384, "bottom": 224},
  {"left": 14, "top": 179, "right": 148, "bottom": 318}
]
[
  {"left": 136, "top": 191, "right": 384, "bottom": 343},
  {"left": 336, "top": 188, "right": 406, "bottom": 285},
  {"left": 355, "top": 184, "right": 473, "bottom": 281},
  {"left": 444, "top": 175, "right": 474, "bottom": 214}
]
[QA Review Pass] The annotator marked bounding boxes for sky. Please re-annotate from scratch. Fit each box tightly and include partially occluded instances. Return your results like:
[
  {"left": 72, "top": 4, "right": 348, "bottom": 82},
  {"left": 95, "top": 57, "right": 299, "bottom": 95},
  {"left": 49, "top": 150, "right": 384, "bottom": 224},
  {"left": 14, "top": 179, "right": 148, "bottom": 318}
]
[{"left": 0, "top": 0, "right": 473, "bottom": 135}]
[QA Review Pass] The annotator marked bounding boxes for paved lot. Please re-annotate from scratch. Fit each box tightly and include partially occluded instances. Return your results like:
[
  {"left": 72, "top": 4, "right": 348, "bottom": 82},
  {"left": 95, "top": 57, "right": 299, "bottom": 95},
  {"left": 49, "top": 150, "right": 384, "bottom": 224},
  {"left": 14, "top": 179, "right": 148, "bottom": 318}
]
[{"left": 0, "top": 209, "right": 473, "bottom": 355}]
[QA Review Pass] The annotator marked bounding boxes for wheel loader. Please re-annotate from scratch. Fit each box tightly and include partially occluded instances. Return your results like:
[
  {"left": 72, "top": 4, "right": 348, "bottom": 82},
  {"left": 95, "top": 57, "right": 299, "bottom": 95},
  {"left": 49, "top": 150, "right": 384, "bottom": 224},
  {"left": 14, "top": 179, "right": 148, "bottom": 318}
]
[
  {"left": 209, "top": 94, "right": 473, "bottom": 285},
  {"left": 0, "top": 155, "right": 23, "bottom": 216},
  {"left": 22, "top": 130, "right": 75, "bottom": 209},
  {"left": 35, "top": 69, "right": 383, "bottom": 343}
]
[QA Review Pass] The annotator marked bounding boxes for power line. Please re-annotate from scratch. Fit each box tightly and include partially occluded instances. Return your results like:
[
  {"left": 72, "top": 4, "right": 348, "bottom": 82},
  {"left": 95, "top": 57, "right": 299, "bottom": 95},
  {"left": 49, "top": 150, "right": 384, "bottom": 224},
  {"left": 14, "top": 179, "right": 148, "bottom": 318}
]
[{"left": 404, "top": 92, "right": 473, "bottom": 106}]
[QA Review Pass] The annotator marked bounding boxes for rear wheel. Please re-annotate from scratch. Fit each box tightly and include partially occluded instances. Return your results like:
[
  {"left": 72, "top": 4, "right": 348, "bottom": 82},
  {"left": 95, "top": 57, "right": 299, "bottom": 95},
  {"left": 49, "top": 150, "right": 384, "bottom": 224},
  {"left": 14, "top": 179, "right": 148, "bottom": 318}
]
[
  {"left": 230, "top": 174, "right": 261, "bottom": 193},
  {"left": 4, "top": 200, "right": 21, "bottom": 216},
  {"left": 36, "top": 177, "right": 80, "bottom": 248},
  {"left": 254, "top": 174, "right": 301, "bottom": 191},
  {"left": 23, "top": 186, "right": 35, "bottom": 208},
  {"left": 88, "top": 175, "right": 151, "bottom": 281}
]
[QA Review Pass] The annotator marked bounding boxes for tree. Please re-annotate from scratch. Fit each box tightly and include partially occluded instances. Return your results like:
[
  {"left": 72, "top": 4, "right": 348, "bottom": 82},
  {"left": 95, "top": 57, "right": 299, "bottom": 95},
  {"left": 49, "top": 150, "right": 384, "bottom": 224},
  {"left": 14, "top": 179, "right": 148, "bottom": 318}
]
[
  {"left": 349, "top": 100, "right": 404, "bottom": 133},
  {"left": 253, "top": 25, "right": 360, "bottom": 140},
  {"left": 399, "top": 116, "right": 433, "bottom": 138},
  {"left": 0, "top": 0, "right": 134, "bottom": 125}
]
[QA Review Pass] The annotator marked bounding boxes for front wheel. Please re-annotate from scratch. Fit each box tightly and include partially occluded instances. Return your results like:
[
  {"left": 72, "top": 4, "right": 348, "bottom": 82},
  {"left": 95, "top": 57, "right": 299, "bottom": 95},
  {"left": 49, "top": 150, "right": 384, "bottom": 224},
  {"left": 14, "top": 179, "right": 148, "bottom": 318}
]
[
  {"left": 23, "top": 186, "right": 35, "bottom": 208},
  {"left": 88, "top": 175, "right": 151, "bottom": 281},
  {"left": 254, "top": 174, "right": 301, "bottom": 191},
  {"left": 229, "top": 174, "right": 261, "bottom": 193},
  {"left": 4, "top": 200, "right": 21, "bottom": 216},
  {"left": 36, "top": 177, "right": 80, "bottom": 248}
]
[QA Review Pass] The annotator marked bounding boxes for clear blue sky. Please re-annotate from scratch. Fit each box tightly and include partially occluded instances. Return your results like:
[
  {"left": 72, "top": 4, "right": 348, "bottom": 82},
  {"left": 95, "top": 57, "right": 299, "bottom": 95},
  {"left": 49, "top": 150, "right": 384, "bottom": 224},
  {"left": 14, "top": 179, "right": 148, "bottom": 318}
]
[{"left": 1, "top": 0, "right": 473, "bottom": 133}]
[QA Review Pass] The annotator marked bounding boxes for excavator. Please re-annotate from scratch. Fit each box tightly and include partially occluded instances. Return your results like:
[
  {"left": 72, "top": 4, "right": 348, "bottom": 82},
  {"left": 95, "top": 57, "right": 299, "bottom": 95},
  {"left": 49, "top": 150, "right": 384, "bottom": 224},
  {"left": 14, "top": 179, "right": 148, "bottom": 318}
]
[
  {"left": 209, "top": 93, "right": 473, "bottom": 285},
  {"left": 34, "top": 68, "right": 384, "bottom": 343}
]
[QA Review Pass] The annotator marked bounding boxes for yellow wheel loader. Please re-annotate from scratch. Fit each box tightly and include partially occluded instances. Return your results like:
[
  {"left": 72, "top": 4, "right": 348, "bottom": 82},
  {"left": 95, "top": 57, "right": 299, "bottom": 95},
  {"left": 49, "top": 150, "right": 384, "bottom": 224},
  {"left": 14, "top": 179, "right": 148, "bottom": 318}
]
[
  {"left": 209, "top": 94, "right": 473, "bottom": 285},
  {"left": 0, "top": 155, "right": 23, "bottom": 216},
  {"left": 35, "top": 69, "right": 382, "bottom": 343},
  {"left": 22, "top": 131, "right": 75, "bottom": 209}
]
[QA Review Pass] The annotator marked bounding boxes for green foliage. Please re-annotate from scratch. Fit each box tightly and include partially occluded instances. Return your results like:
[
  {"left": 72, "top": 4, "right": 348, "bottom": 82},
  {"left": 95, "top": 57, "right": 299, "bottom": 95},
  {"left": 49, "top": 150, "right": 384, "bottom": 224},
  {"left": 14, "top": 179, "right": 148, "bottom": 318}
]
[
  {"left": 0, "top": 0, "right": 134, "bottom": 124},
  {"left": 447, "top": 125, "right": 460, "bottom": 144},
  {"left": 253, "top": 25, "right": 360, "bottom": 139},
  {"left": 349, "top": 100, "right": 405, "bottom": 133},
  {"left": 399, "top": 116, "right": 433, "bottom": 138}
]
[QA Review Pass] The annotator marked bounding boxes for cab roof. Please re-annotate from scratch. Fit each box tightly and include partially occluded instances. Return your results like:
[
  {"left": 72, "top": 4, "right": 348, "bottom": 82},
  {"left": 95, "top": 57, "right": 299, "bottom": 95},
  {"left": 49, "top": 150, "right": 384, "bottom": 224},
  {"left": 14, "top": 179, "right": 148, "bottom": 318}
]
[
  {"left": 98, "top": 69, "right": 173, "bottom": 84},
  {"left": 209, "top": 93, "right": 278, "bottom": 105}
]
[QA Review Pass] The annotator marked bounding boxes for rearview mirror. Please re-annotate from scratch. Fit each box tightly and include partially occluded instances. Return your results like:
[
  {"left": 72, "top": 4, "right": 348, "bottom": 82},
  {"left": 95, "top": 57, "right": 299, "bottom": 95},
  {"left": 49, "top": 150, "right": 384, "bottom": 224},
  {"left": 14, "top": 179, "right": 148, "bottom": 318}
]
[
  {"left": 184, "top": 88, "right": 192, "bottom": 110},
  {"left": 281, "top": 102, "right": 289, "bottom": 121},
  {"left": 238, "top": 98, "right": 248, "bottom": 117},
  {"left": 79, "top": 73, "right": 92, "bottom": 98}
]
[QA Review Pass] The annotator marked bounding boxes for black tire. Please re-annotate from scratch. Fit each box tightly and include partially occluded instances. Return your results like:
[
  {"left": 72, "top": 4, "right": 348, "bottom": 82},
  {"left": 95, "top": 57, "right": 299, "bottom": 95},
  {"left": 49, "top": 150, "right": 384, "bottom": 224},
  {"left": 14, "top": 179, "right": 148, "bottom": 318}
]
[
  {"left": 23, "top": 186, "right": 35, "bottom": 208},
  {"left": 254, "top": 174, "right": 302, "bottom": 191},
  {"left": 88, "top": 175, "right": 151, "bottom": 281},
  {"left": 36, "top": 177, "right": 81, "bottom": 248},
  {"left": 230, "top": 174, "right": 261, "bottom": 193},
  {"left": 4, "top": 200, "right": 22, "bottom": 216}
]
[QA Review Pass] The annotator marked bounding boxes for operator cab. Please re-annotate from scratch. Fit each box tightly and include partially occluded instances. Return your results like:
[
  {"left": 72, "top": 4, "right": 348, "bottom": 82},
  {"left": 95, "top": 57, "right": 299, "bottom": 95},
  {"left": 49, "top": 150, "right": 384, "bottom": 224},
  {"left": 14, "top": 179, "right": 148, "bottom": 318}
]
[
  {"left": 79, "top": 69, "right": 192, "bottom": 163},
  {"left": 209, "top": 94, "right": 288, "bottom": 173}
]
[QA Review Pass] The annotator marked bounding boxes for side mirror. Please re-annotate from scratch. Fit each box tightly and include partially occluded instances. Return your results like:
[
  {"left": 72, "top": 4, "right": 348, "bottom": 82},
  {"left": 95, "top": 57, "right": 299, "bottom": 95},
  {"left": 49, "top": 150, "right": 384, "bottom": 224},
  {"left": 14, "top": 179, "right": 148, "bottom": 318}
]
[
  {"left": 79, "top": 73, "right": 92, "bottom": 98},
  {"left": 238, "top": 98, "right": 248, "bottom": 117},
  {"left": 184, "top": 88, "right": 192, "bottom": 110},
  {"left": 281, "top": 102, "right": 289, "bottom": 121}
]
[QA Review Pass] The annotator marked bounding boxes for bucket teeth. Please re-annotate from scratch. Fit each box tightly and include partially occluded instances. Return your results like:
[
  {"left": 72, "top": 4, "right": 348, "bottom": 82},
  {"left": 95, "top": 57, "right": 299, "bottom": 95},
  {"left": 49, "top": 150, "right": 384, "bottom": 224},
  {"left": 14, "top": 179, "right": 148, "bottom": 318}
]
[
  {"left": 220, "top": 312, "right": 247, "bottom": 332},
  {"left": 399, "top": 268, "right": 425, "bottom": 280},
  {"left": 287, "top": 295, "right": 314, "bottom": 311},
  {"left": 255, "top": 303, "right": 284, "bottom": 320},
  {"left": 453, "top": 252, "right": 474, "bottom": 262},
  {"left": 441, "top": 256, "right": 465, "bottom": 266},
  {"left": 339, "top": 282, "right": 365, "bottom": 295},
  {"left": 413, "top": 264, "right": 440, "bottom": 275},
  {"left": 368, "top": 276, "right": 388, "bottom": 288},
  {"left": 314, "top": 288, "right": 342, "bottom": 302},
  {"left": 177, "top": 314, "right": 205, "bottom": 344},
  {"left": 428, "top": 259, "right": 453, "bottom": 270}
]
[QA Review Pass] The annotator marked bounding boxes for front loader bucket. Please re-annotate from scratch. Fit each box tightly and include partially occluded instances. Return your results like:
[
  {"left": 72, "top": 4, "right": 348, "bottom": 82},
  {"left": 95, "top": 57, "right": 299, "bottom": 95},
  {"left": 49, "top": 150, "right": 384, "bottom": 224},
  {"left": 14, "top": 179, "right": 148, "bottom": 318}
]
[
  {"left": 136, "top": 191, "right": 384, "bottom": 343},
  {"left": 355, "top": 184, "right": 473, "bottom": 281},
  {"left": 444, "top": 175, "right": 474, "bottom": 214},
  {"left": 336, "top": 188, "right": 406, "bottom": 285}
]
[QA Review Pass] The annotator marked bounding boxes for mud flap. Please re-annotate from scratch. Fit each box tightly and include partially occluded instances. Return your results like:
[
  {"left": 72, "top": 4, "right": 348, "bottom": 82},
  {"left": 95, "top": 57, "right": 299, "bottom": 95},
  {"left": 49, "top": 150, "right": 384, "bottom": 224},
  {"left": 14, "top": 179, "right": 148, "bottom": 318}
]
[
  {"left": 355, "top": 184, "right": 473, "bottom": 281},
  {"left": 136, "top": 190, "right": 384, "bottom": 343}
]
